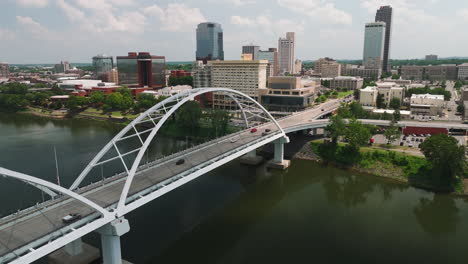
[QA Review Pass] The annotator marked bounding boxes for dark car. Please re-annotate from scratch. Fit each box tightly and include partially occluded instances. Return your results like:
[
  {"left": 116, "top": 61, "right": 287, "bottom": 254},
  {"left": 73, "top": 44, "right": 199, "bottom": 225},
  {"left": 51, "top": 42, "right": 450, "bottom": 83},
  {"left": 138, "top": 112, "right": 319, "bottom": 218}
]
[
  {"left": 321, "top": 109, "right": 324, "bottom": 111},
  {"left": 265, "top": 129, "right": 271, "bottom": 133},
  {"left": 62, "top": 213, "right": 81, "bottom": 224},
  {"left": 176, "top": 159, "right": 185, "bottom": 165}
]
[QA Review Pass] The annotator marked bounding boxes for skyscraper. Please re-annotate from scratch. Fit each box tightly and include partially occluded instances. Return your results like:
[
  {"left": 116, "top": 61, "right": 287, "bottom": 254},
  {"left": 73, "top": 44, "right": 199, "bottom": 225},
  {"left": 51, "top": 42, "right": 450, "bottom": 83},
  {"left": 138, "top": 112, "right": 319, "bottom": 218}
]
[
  {"left": 92, "top": 54, "right": 114, "bottom": 81},
  {"left": 242, "top": 45, "right": 260, "bottom": 60},
  {"left": 196, "top": 22, "right": 224, "bottom": 63},
  {"left": 363, "top": 22, "right": 386, "bottom": 70},
  {"left": 258, "top": 48, "right": 279, "bottom": 77},
  {"left": 375, "top": 5, "right": 393, "bottom": 72},
  {"left": 278, "top": 32, "right": 295, "bottom": 75},
  {"left": 117, "top": 52, "right": 165, "bottom": 88},
  {"left": 0, "top": 63, "right": 9, "bottom": 78}
]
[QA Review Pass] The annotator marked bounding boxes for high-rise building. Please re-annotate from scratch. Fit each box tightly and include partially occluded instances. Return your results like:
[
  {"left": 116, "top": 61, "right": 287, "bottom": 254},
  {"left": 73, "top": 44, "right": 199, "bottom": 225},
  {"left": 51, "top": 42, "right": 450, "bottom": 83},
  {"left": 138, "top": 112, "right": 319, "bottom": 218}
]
[
  {"left": 54, "top": 61, "right": 71, "bottom": 73},
  {"left": 196, "top": 22, "right": 224, "bottom": 63},
  {"left": 209, "top": 60, "right": 268, "bottom": 107},
  {"left": 92, "top": 54, "right": 114, "bottom": 81},
  {"left": 425, "top": 54, "right": 438, "bottom": 61},
  {"left": 242, "top": 45, "right": 260, "bottom": 60},
  {"left": 314, "top": 57, "right": 341, "bottom": 78},
  {"left": 258, "top": 48, "right": 279, "bottom": 77},
  {"left": 0, "top": 63, "right": 9, "bottom": 78},
  {"left": 375, "top": 5, "right": 393, "bottom": 72},
  {"left": 117, "top": 52, "right": 165, "bottom": 88},
  {"left": 278, "top": 32, "right": 295, "bottom": 75},
  {"left": 363, "top": 22, "right": 386, "bottom": 70},
  {"left": 458, "top": 63, "right": 468, "bottom": 81},
  {"left": 295, "top": 59, "right": 302, "bottom": 75}
]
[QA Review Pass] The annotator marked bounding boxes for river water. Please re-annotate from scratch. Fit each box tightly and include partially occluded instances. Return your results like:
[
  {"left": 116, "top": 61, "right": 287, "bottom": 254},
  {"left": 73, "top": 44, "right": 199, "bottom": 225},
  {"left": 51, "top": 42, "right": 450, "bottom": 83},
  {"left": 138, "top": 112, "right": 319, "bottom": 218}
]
[{"left": 1, "top": 113, "right": 468, "bottom": 264}]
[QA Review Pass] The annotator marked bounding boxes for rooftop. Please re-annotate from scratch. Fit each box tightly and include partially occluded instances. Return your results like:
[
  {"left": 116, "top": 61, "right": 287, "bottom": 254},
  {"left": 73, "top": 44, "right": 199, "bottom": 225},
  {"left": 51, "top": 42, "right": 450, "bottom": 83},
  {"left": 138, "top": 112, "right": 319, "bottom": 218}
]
[{"left": 411, "top": 93, "right": 444, "bottom": 100}]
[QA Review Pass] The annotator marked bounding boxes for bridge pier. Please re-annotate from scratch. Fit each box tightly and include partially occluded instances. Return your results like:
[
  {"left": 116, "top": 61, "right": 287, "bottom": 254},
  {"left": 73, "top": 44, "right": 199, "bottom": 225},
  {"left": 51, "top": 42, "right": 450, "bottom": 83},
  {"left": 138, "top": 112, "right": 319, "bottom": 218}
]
[
  {"left": 239, "top": 150, "right": 264, "bottom": 166},
  {"left": 97, "top": 217, "right": 130, "bottom": 264},
  {"left": 267, "top": 137, "right": 290, "bottom": 170},
  {"left": 48, "top": 238, "right": 100, "bottom": 264}
]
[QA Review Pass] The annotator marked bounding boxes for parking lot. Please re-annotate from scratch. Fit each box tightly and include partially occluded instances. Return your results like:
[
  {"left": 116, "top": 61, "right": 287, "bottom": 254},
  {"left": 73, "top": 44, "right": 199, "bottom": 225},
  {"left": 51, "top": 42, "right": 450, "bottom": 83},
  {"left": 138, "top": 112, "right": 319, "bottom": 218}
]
[{"left": 371, "top": 134, "right": 467, "bottom": 150}]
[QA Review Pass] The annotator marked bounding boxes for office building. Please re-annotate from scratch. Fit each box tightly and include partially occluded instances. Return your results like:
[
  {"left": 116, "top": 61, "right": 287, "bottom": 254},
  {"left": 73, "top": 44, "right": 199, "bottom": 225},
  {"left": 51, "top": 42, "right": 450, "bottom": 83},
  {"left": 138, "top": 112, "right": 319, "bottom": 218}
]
[
  {"left": 261, "top": 77, "right": 317, "bottom": 111},
  {"left": 117, "top": 52, "right": 165, "bottom": 88},
  {"left": 410, "top": 94, "right": 444, "bottom": 116},
  {"left": 196, "top": 22, "right": 224, "bottom": 63},
  {"left": 401, "top": 65, "right": 458, "bottom": 81},
  {"left": 376, "top": 82, "right": 404, "bottom": 108},
  {"left": 363, "top": 22, "right": 386, "bottom": 70},
  {"left": 458, "top": 63, "right": 468, "bottom": 81},
  {"left": 106, "top": 68, "right": 119, "bottom": 84},
  {"left": 258, "top": 48, "right": 279, "bottom": 77},
  {"left": 330, "top": 77, "right": 364, "bottom": 90},
  {"left": 295, "top": 59, "right": 303, "bottom": 75},
  {"left": 209, "top": 60, "right": 268, "bottom": 108},
  {"left": 425, "top": 54, "right": 438, "bottom": 61},
  {"left": 375, "top": 6, "right": 393, "bottom": 72},
  {"left": 54, "top": 61, "right": 71, "bottom": 73},
  {"left": 242, "top": 45, "right": 260, "bottom": 60},
  {"left": 193, "top": 61, "right": 212, "bottom": 88},
  {"left": 359, "top": 86, "right": 379, "bottom": 107},
  {"left": 0, "top": 63, "right": 9, "bottom": 78},
  {"left": 401, "top": 66, "right": 424, "bottom": 80},
  {"left": 241, "top": 53, "right": 253, "bottom": 61},
  {"left": 92, "top": 54, "right": 114, "bottom": 81},
  {"left": 314, "top": 58, "right": 341, "bottom": 78},
  {"left": 278, "top": 32, "right": 295, "bottom": 75}
]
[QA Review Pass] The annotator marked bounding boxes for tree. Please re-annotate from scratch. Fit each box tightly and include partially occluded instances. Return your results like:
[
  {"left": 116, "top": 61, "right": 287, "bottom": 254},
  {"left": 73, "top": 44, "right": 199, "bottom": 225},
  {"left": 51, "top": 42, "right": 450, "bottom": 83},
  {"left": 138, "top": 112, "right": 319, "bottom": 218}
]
[
  {"left": 0, "top": 94, "right": 29, "bottom": 111},
  {"left": 176, "top": 101, "right": 202, "bottom": 132},
  {"left": 391, "top": 74, "right": 401, "bottom": 80},
  {"left": 90, "top": 91, "right": 105, "bottom": 106},
  {"left": 376, "top": 94, "right": 385, "bottom": 109},
  {"left": 419, "top": 134, "right": 466, "bottom": 182},
  {"left": 325, "top": 115, "right": 346, "bottom": 144},
  {"left": 384, "top": 122, "right": 401, "bottom": 144},
  {"left": 106, "top": 91, "right": 133, "bottom": 111},
  {"left": 389, "top": 97, "right": 401, "bottom": 110},
  {"left": 66, "top": 96, "right": 89, "bottom": 112},
  {"left": 393, "top": 109, "right": 401, "bottom": 121},
  {"left": 206, "top": 110, "right": 231, "bottom": 137},
  {"left": 344, "top": 118, "right": 372, "bottom": 152},
  {"left": 135, "top": 93, "right": 158, "bottom": 112},
  {"left": 457, "top": 104, "right": 465, "bottom": 114}
]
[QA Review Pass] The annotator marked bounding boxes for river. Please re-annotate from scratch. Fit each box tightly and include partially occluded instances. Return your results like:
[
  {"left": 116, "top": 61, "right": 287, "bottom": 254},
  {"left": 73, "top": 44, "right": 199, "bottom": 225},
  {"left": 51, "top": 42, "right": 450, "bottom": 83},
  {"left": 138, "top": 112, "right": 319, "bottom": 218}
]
[{"left": 1, "top": 113, "right": 468, "bottom": 264}]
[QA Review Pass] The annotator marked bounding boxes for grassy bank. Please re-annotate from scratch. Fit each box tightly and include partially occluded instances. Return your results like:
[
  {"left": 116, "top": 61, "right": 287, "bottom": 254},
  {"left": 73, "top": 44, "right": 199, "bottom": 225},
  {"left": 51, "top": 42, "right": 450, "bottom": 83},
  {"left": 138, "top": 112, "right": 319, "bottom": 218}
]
[{"left": 310, "top": 140, "right": 464, "bottom": 194}]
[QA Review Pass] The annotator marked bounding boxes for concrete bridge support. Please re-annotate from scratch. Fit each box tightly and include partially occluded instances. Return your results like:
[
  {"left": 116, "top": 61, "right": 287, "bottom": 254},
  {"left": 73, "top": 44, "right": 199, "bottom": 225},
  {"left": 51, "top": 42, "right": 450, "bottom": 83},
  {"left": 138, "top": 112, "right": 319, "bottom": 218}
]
[
  {"left": 97, "top": 217, "right": 130, "bottom": 264},
  {"left": 267, "top": 137, "right": 290, "bottom": 170},
  {"left": 240, "top": 150, "right": 264, "bottom": 166}
]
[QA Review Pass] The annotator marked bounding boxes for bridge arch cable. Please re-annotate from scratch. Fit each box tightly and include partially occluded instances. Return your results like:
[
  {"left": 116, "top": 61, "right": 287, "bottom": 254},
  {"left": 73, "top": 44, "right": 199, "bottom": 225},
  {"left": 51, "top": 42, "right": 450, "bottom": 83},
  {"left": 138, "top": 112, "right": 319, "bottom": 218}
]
[{"left": 68, "top": 88, "right": 285, "bottom": 216}]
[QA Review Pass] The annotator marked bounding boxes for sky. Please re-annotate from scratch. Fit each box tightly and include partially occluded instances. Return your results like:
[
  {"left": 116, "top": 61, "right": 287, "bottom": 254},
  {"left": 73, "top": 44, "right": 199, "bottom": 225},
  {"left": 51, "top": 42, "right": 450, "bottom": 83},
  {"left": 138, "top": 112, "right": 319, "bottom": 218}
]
[{"left": 1, "top": 0, "right": 467, "bottom": 64}]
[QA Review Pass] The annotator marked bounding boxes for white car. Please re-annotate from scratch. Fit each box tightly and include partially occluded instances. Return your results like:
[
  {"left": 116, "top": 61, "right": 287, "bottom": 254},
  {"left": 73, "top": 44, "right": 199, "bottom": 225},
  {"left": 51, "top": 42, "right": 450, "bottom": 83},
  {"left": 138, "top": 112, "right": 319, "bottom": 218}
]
[{"left": 230, "top": 136, "right": 240, "bottom": 143}]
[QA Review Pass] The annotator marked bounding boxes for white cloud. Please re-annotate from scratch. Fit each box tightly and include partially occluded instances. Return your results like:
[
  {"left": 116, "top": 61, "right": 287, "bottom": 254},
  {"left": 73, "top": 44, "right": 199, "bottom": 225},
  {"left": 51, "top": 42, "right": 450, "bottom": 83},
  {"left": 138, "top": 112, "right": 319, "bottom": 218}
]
[
  {"left": 143, "top": 3, "right": 206, "bottom": 32},
  {"left": 56, "top": 0, "right": 85, "bottom": 22},
  {"left": 277, "top": 0, "right": 352, "bottom": 25},
  {"left": 16, "top": 16, "right": 49, "bottom": 36},
  {"left": 226, "top": 0, "right": 255, "bottom": 6},
  {"left": 0, "top": 28, "right": 15, "bottom": 41},
  {"left": 16, "top": 0, "right": 48, "bottom": 8},
  {"left": 456, "top": 9, "right": 468, "bottom": 20},
  {"left": 231, "top": 15, "right": 304, "bottom": 36},
  {"left": 230, "top": 16, "right": 254, "bottom": 26}
]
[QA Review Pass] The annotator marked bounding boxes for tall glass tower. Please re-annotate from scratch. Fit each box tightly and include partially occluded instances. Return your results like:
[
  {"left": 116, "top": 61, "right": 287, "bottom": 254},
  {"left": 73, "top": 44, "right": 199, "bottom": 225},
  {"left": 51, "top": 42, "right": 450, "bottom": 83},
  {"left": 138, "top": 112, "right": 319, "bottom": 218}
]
[
  {"left": 92, "top": 54, "right": 114, "bottom": 80},
  {"left": 363, "top": 22, "right": 386, "bottom": 70},
  {"left": 375, "top": 5, "right": 393, "bottom": 72},
  {"left": 196, "top": 22, "right": 224, "bottom": 63}
]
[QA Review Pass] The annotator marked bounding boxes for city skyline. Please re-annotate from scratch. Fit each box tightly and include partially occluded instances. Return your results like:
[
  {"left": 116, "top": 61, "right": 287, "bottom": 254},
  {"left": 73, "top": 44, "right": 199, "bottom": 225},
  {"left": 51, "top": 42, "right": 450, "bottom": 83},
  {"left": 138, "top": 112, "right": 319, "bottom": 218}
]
[{"left": 1, "top": 0, "right": 468, "bottom": 63}]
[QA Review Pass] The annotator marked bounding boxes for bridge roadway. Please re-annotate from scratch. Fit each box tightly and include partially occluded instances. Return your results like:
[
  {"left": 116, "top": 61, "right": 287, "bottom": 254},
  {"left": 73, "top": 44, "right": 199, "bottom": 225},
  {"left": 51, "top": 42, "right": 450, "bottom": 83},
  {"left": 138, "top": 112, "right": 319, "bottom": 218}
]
[{"left": 0, "top": 99, "right": 342, "bottom": 262}]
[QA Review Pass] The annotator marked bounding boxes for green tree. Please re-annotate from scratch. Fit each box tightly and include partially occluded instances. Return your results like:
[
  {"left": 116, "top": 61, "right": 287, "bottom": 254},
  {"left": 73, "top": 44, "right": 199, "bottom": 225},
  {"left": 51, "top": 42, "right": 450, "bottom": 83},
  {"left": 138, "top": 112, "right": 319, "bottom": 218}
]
[
  {"left": 419, "top": 134, "right": 466, "bottom": 183},
  {"left": 344, "top": 118, "right": 372, "bottom": 152},
  {"left": 66, "top": 96, "right": 89, "bottom": 112},
  {"left": 90, "top": 91, "right": 105, "bottom": 106},
  {"left": 384, "top": 122, "right": 401, "bottom": 144},
  {"left": 391, "top": 74, "right": 401, "bottom": 80},
  {"left": 206, "top": 110, "right": 231, "bottom": 137},
  {"left": 0, "top": 94, "right": 29, "bottom": 111},
  {"left": 376, "top": 94, "right": 385, "bottom": 109},
  {"left": 393, "top": 109, "right": 401, "bottom": 121},
  {"left": 135, "top": 93, "right": 158, "bottom": 112},
  {"left": 176, "top": 101, "right": 202, "bottom": 132},
  {"left": 325, "top": 115, "right": 346, "bottom": 144},
  {"left": 457, "top": 104, "right": 465, "bottom": 114},
  {"left": 389, "top": 97, "right": 401, "bottom": 110}
]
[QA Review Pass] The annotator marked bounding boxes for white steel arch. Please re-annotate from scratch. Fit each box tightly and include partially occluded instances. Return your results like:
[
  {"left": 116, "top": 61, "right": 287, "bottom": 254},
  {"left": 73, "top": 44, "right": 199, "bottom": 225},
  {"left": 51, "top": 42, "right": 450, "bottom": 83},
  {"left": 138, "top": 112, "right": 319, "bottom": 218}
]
[
  {"left": 0, "top": 167, "right": 111, "bottom": 217},
  {"left": 69, "top": 88, "right": 285, "bottom": 217}
]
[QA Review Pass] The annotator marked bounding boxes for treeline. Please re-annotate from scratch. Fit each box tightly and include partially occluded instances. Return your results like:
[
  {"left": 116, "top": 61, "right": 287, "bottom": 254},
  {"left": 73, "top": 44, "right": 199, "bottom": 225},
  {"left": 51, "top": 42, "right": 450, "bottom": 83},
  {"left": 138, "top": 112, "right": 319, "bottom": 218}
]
[
  {"left": 406, "top": 86, "right": 451, "bottom": 101},
  {"left": 303, "top": 58, "right": 468, "bottom": 70},
  {"left": 168, "top": 76, "right": 193, "bottom": 86},
  {"left": 0, "top": 83, "right": 63, "bottom": 112}
]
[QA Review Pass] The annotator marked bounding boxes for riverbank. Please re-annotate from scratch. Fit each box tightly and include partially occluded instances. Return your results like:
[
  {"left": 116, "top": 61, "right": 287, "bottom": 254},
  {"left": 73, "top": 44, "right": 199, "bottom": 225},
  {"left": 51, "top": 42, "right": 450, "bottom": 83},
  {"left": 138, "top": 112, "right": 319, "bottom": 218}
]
[{"left": 296, "top": 139, "right": 466, "bottom": 195}]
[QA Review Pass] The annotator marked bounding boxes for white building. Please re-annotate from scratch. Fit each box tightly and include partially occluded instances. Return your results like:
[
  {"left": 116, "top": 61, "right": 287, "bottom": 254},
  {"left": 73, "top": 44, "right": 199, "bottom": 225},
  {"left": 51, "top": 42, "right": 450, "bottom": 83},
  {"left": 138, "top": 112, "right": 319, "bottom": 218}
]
[
  {"left": 410, "top": 94, "right": 444, "bottom": 116},
  {"left": 209, "top": 60, "right": 268, "bottom": 108},
  {"left": 142, "top": 85, "right": 192, "bottom": 98},
  {"left": 458, "top": 63, "right": 468, "bottom": 81},
  {"left": 294, "top": 59, "right": 302, "bottom": 74},
  {"left": 376, "top": 82, "right": 404, "bottom": 107},
  {"left": 359, "top": 86, "right": 378, "bottom": 107},
  {"left": 363, "top": 22, "right": 386, "bottom": 70},
  {"left": 278, "top": 32, "right": 295, "bottom": 75},
  {"left": 58, "top": 80, "right": 114, "bottom": 91}
]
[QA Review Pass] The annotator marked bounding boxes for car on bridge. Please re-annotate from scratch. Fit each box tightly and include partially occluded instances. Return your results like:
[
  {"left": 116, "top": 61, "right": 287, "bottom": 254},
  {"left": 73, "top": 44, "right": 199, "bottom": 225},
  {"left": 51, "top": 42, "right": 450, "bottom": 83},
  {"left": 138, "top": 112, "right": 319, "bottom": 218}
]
[
  {"left": 62, "top": 213, "right": 81, "bottom": 224},
  {"left": 176, "top": 159, "right": 185, "bottom": 165},
  {"left": 250, "top": 128, "right": 258, "bottom": 133}
]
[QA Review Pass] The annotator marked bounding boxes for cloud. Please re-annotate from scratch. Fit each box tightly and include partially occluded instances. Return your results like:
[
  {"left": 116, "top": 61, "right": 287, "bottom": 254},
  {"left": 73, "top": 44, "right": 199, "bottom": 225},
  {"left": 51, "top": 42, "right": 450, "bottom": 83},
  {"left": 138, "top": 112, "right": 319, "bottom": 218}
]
[
  {"left": 16, "top": 16, "right": 49, "bottom": 36},
  {"left": 143, "top": 3, "right": 206, "bottom": 32},
  {"left": 456, "top": 9, "right": 468, "bottom": 20},
  {"left": 56, "top": 0, "right": 86, "bottom": 22},
  {"left": 230, "top": 16, "right": 254, "bottom": 26},
  {"left": 226, "top": 0, "right": 255, "bottom": 6},
  {"left": 16, "top": 0, "right": 48, "bottom": 8},
  {"left": 0, "top": 28, "right": 15, "bottom": 41},
  {"left": 231, "top": 15, "right": 304, "bottom": 36},
  {"left": 277, "top": 0, "right": 352, "bottom": 25}
]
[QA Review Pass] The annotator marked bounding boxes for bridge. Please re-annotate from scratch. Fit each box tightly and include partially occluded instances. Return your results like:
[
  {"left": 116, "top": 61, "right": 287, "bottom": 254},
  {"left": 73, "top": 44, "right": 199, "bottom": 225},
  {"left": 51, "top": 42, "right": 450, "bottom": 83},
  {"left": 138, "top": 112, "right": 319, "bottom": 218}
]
[{"left": 0, "top": 88, "right": 466, "bottom": 264}]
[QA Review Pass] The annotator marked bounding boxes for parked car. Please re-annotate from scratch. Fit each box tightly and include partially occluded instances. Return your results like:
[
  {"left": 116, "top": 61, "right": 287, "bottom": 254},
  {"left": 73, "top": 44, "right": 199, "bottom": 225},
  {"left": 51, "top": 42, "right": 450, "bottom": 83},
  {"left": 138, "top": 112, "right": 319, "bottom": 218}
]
[
  {"left": 250, "top": 128, "right": 258, "bottom": 133},
  {"left": 400, "top": 142, "right": 404, "bottom": 146},
  {"left": 176, "top": 159, "right": 185, "bottom": 165},
  {"left": 411, "top": 138, "right": 415, "bottom": 141},
  {"left": 321, "top": 109, "right": 324, "bottom": 111},
  {"left": 265, "top": 129, "right": 271, "bottom": 133},
  {"left": 426, "top": 134, "right": 431, "bottom": 137},
  {"left": 420, "top": 134, "right": 425, "bottom": 137},
  {"left": 403, "top": 136, "right": 407, "bottom": 140},
  {"left": 62, "top": 213, "right": 81, "bottom": 224}
]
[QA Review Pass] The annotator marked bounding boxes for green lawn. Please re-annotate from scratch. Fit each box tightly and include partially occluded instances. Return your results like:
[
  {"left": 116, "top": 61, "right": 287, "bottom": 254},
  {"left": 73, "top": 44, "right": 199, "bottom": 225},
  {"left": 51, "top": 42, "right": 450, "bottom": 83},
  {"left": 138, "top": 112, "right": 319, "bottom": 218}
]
[
  {"left": 80, "top": 108, "right": 139, "bottom": 119},
  {"left": 337, "top": 91, "right": 353, "bottom": 98}
]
